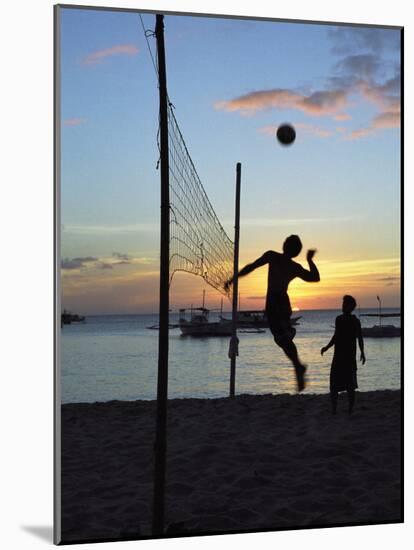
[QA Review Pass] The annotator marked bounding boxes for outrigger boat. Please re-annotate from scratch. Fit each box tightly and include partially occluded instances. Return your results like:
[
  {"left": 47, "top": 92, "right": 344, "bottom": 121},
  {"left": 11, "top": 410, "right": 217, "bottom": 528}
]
[
  {"left": 178, "top": 306, "right": 232, "bottom": 336},
  {"left": 361, "top": 325, "right": 400, "bottom": 338},
  {"left": 360, "top": 296, "right": 401, "bottom": 338},
  {"left": 178, "top": 291, "right": 232, "bottom": 336},
  {"left": 220, "top": 309, "right": 301, "bottom": 328}
]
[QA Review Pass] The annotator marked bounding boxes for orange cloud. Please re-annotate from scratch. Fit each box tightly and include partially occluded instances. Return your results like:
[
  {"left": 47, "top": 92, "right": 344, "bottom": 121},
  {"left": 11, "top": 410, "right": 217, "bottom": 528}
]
[
  {"left": 346, "top": 127, "right": 374, "bottom": 141},
  {"left": 334, "top": 113, "right": 352, "bottom": 121},
  {"left": 82, "top": 44, "right": 139, "bottom": 65},
  {"left": 346, "top": 108, "right": 400, "bottom": 141},
  {"left": 215, "top": 68, "right": 400, "bottom": 142},
  {"left": 215, "top": 88, "right": 348, "bottom": 117},
  {"left": 372, "top": 111, "right": 400, "bottom": 129},
  {"left": 343, "top": 75, "right": 400, "bottom": 140}
]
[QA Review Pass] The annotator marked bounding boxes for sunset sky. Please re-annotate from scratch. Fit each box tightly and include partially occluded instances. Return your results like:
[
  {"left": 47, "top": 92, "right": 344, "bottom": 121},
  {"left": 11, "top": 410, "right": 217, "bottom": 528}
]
[{"left": 60, "top": 7, "right": 401, "bottom": 314}]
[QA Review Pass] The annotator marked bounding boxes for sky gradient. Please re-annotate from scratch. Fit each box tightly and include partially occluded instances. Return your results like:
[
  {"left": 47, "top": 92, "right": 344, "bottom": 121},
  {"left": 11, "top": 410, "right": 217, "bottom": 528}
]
[{"left": 59, "top": 8, "right": 401, "bottom": 314}]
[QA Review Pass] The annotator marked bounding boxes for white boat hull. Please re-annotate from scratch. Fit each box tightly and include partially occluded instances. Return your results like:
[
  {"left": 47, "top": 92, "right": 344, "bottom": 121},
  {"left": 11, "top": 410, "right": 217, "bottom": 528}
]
[{"left": 179, "top": 320, "right": 232, "bottom": 336}]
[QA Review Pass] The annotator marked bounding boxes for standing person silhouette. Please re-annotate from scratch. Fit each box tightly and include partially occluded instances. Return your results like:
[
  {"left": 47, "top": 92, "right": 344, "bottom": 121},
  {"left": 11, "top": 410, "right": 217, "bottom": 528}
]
[
  {"left": 225, "top": 235, "right": 320, "bottom": 392},
  {"left": 321, "top": 295, "right": 366, "bottom": 414}
]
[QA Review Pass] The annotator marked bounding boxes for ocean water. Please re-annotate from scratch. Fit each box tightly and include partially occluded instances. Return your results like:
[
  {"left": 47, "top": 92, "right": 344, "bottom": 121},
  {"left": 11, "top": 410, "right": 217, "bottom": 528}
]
[{"left": 60, "top": 309, "right": 401, "bottom": 403}]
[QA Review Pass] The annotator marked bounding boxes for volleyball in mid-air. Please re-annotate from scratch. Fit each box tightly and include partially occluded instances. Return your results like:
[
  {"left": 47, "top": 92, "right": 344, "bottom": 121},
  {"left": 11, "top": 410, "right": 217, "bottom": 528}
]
[{"left": 276, "top": 124, "right": 296, "bottom": 146}]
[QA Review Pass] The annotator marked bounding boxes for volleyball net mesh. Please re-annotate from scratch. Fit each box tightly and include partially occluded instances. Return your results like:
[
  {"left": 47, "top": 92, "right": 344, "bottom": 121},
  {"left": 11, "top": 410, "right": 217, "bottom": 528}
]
[{"left": 166, "top": 104, "right": 234, "bottom": 298}]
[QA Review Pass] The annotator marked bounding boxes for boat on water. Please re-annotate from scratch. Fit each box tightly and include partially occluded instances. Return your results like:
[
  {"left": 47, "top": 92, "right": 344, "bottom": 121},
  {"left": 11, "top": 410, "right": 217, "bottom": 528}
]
[
  {"left": 361, "top": 325, "right": 401, "bottom": 338},
  {"left": 61, "top": 310, "right": 86, "bottom": 326},
  {"left": 147, "top": 292, "right": 300, "bottom": 336},
  {"left": 179, "top": 307, "right": 232, "bottom": 336},
  {"left": 221, "top": 309, "right": 301, "bottom": 328},
  {"left": 175, "top": 291, "right": 232, "bottom": 336},
  {"left": 360, "top": 296, "right": 401, "bottom": 338}
]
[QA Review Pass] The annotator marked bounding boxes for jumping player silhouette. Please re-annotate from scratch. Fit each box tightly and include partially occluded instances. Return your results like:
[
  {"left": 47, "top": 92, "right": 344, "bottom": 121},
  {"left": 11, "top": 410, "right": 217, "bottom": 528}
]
[{"left": 225, "top": 235, "right": 320, "bottom": 391}]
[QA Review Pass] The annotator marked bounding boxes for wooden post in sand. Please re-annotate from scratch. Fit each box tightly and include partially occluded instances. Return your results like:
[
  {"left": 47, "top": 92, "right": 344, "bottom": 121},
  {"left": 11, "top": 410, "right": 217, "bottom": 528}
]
[
  {"left": 153, "top": 13, "right": 170, "bottom": 537},
  {"left": 229, "top": 163, "right": 241, "bottom": 397}
]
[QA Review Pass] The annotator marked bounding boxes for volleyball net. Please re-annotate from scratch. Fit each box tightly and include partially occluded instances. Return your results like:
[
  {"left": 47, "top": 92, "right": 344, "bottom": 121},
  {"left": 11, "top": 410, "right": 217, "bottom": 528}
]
[{"left": 166, "top": 104, "right": 234, "bottom": 298}]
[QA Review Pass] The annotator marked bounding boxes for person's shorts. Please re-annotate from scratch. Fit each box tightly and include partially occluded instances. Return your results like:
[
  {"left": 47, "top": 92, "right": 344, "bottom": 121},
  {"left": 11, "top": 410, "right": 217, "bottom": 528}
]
[{"left": 266, "top": 292, "right": 295, "bottom": 346}]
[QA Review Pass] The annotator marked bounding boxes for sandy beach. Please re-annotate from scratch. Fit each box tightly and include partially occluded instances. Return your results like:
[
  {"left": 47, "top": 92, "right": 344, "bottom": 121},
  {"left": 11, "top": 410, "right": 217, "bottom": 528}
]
[{"left": 61, "top": 390, "right": 402, "bottom": 542}]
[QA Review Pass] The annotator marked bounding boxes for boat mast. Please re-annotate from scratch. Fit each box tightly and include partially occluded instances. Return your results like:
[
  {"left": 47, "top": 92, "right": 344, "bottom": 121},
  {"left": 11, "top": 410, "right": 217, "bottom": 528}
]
[{"left": 377, "top": 295, "right": 382, "bottom": 326}]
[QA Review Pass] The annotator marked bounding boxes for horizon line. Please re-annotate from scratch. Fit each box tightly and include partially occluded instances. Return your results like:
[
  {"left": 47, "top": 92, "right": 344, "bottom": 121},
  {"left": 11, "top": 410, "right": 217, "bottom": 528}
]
[{"left": 61, "top": 305, "right": 402, "bottom": 317}]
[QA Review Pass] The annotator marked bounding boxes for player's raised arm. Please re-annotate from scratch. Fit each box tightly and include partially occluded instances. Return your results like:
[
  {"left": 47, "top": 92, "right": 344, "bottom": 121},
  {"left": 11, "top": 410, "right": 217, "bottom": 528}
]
[
  {"left": 224, "top": 251, "right": 271, "bottom": 290},
  {"left": 296, "top": 249, "right": 320, "bottom": 282}
]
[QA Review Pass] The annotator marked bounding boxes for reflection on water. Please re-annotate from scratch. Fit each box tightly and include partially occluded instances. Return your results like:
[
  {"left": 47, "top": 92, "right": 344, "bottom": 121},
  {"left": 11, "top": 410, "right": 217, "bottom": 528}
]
[{"left": 61, "top": 309, "right": 401, "bottom": 403}]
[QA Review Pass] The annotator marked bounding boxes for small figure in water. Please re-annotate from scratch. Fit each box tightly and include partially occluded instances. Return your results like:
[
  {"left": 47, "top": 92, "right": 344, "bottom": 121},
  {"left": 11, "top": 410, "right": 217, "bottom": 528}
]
[
  {"left": 321, "top": 295, "right": 366, "bottom": 414},
  {"left": 225, "top": 235, "right": 320, "bottom": 392}
]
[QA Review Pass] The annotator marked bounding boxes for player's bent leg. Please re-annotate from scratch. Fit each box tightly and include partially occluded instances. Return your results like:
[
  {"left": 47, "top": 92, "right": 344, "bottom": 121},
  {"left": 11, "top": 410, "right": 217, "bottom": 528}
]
[
  {"left": 275, "top": 337, "right": 307, "bottom": 392},
  {"left": 268, "top": 315, "right": 306, "bottom": 392}
]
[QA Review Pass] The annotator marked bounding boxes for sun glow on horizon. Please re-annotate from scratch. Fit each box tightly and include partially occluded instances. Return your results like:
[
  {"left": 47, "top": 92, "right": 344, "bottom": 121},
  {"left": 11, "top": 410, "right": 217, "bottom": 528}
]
[{"left": 61, "top": 252, "right": 400, "bottom": 315}]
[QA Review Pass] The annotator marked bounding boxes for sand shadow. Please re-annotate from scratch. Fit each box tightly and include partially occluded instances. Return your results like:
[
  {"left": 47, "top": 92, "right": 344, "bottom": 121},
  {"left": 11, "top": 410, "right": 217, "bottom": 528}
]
[{"left": 21, "top": 525, "right": 53, "bottom": 543}]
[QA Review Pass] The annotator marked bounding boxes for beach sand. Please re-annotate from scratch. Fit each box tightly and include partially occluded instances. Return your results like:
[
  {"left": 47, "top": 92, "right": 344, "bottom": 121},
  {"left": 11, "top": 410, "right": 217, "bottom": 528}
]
[{"left": 61, "top": 390, "right": 402, "bottom": 542}]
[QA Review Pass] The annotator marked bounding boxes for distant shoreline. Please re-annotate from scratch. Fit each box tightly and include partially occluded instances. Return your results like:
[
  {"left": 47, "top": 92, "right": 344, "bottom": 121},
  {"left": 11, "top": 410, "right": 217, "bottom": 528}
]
[{"left": 61, "top": 307, "right": 402, "bottom": 318}]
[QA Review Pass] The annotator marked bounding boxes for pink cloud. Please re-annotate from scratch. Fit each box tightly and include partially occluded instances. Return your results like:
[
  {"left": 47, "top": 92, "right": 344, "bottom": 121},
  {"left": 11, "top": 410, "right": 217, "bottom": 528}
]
[
  {"left": 372, "top": 111, "right": 400, "bottom": 129},
  {"left": 300, "top": 90, "right": 348, "bottom": 116},
  {"left": 82, "top": 44, "right": 139, "bottom": 65},
  {"left": 215, "top": 65, "right": 400, "bottom": 142},
  {"left": 358, "top": 76, "right": 400, "bottom": 111},
  {"left": 215, "top": 90, "right": 302, "bottom": 115},
  {"left": 215, "top": 88, "right": 348, "bottom": 118},
  {"left": 345, "top": 103, "right": 399, "bottom": 141},
  {"left": 345, "top": 127, "right": 374, "bottom": 141},
  {"left": 62, "top": 118, "right": 86, "bottom": 127},
  {"left": 334, "top": 113, "right": 352, "bottom": 121}
]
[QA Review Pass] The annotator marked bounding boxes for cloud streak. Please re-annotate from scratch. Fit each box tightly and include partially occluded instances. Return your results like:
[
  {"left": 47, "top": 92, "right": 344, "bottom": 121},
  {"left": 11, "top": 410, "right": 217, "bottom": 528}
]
[
  {"left": 215, "top": 88, "right": 348, "bottom": 117},
  {"left": 61, "top": 253, "right": 156, "bottom": 272},
  {"left": 62, "top": 118, "right": 86, "bottom": 127},
  {"left": 339, "top": 65, "right": 400, "bottom": 140},
  {"left": 63, "top": 223, "right": 158, "bottom": 235},
  {"left": 82, "top": 44, "right": 139, "bottom": 65},
  {"left": 223, "top": 216, "right": 356, "bottom": 227},
  {"left": 61, "top": 257, "right": 98, "bottom": 270},
  {"left": 328, "top": 27, "right": 400, "bottom": 55},
  {"left": 112, "top": 252, "right": 130, "bottom": 261}
]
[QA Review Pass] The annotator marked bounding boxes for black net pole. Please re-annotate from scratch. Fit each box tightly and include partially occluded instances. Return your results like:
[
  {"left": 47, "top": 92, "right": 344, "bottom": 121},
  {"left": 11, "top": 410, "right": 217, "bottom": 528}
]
[
  {"left": 152, "top": 13, "right": 170, "bottom": 538},
  {"left": 229, "top": 163, "right": 241, "bottom": 397}
]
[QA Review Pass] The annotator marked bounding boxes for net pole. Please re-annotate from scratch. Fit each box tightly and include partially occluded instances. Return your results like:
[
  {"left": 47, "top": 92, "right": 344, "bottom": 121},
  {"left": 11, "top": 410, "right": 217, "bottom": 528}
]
[
  {"left": 152, "top": 13, "right": 169, "bottom": 537},
  {"left": 230, "top": 163, "right": 241, "bottom": 397}
]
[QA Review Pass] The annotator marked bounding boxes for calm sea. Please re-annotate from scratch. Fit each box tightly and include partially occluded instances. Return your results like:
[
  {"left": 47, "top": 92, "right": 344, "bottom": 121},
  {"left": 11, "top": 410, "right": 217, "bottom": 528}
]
[{"left": 60, "top": 309, "right": 401, "bottom": 404}]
